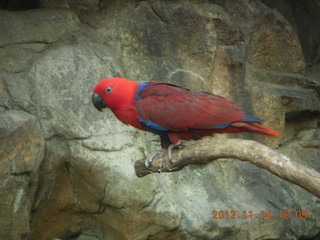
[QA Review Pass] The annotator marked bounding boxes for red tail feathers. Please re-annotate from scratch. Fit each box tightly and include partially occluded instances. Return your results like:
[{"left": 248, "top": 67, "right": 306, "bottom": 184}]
[{"left": 231, "top": 122, "right": 279, "bottom": 137}]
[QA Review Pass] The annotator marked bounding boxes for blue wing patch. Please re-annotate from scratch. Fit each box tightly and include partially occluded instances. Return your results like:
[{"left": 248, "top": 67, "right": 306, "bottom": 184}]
[
  {"left": 212, "top": 114, "right": 262, "bottom": 129},
  {"left": 135, "top": 82, "right": 148, "bottom": 100},
  {"left": 138, "top": 116, "right": 168, "bottom": 131},
  {"left": 212, "top": 123, "right": 231, "bottom": 128},
  {"left": 240, "top": 113, "right": 262, "bottom": 123}
]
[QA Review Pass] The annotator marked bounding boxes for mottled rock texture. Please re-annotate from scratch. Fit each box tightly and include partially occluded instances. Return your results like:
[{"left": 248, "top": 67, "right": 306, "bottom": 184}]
[
  {"left": 0, "top": 111, "right": 44, "bottom": 239},
  {"left": 0, "top": 0, "right": 319, "bottom": 239}
]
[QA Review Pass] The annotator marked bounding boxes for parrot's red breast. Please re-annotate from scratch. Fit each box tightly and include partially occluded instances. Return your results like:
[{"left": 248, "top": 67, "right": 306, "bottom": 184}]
[{"left": 92, "top": 77, "right": 279, "bottom": 149}]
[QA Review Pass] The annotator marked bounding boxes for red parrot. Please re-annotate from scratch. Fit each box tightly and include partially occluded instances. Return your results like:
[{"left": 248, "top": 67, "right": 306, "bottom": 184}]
[{"left": 92, "top": 77, "right": 279, "bottom": 167}]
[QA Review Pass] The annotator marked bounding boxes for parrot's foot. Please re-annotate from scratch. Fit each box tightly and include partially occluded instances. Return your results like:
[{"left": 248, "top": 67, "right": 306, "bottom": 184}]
[
  {"left": 144, "top": 144, "right": 181, "bottom": 170},
  {"left": 145, "top": 150, "right": 164, "bottom": 169}
]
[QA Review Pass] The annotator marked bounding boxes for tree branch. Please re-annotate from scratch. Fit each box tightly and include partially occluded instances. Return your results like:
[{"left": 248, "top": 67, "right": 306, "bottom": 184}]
[{"left": 134, "top": 139, "right": 320, "bottom": 198}]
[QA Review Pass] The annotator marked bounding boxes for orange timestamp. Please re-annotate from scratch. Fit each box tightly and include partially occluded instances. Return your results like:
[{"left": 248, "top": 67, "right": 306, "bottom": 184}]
[{"left": 211, "top": 210, "right": 309, "bottom": 220}]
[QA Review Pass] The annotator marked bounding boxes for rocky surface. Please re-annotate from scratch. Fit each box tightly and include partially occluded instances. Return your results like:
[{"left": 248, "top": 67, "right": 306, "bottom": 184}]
[
  {"left": 0, "top": 111, "right": 44, "bottom": 239},
  {"left": 0, "top": 0, "right": 319, "bottom": 239}
]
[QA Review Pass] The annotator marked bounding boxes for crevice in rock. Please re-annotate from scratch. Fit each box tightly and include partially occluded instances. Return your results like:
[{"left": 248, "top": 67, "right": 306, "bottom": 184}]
[
  {"left": 96, "top": 179, "right": 108, "bottom": 214},
  {"left": 10, "top": 170, "right": 32, "bottom": 177},
  {"left": 285, "top": 110, "right": 320, "bottom": 122},
  {"left": 0, "top": 0, "right": 40, "bottom": 10},
  {"left": 147, "top": 0, "right": 166, "bottom": 24},
  {"left": 299, "top": 231, "right": 320, "bottom": 240}
]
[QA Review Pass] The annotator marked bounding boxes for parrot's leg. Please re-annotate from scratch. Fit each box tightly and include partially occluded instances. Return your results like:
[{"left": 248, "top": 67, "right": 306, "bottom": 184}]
[{"left": 144, "top": 150, "right": 164, "bottom": 169}]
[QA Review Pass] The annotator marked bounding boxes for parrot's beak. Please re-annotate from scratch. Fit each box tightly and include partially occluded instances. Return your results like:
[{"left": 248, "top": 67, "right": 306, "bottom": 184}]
[{"left": 92, "top": 93, "right": 107, "bottom": 111}]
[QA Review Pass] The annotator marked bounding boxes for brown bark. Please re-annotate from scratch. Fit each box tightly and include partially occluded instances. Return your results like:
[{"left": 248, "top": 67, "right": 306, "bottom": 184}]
[{"left": 134, "top": 139, "right": 320, "bottom": 198}]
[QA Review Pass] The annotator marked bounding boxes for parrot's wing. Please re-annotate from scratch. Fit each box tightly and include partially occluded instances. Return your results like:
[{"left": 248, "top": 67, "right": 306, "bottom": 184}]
[{"left": 134, "top": 83, "right": 247, "bottom": 132}]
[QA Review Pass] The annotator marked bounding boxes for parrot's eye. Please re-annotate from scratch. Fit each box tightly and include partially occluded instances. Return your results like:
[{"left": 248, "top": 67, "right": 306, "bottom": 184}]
[{"left": 105, "top": 87, "right": 112, "bottom": 93}]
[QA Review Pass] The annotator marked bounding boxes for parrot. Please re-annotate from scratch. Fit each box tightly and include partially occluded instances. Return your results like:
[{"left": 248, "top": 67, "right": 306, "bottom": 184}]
[{"left": 92, "top": 77, "right": 279, "bottom": 168}]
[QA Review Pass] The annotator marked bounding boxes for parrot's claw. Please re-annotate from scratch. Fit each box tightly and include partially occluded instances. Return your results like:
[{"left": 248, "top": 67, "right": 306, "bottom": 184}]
[
  {"left": 167, "top": 144, "right": 181, "bottom": 164},
  {"left": 145, "top": 150, "right": 164, "bottom": 169},
  {"left": 167, "top": 144, "right": 175, "bottom": 161}
]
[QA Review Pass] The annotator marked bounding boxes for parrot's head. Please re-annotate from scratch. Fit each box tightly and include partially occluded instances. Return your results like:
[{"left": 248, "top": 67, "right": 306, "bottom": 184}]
[{"left": 92, "top": 77, "right": 138, "bottom": 112}]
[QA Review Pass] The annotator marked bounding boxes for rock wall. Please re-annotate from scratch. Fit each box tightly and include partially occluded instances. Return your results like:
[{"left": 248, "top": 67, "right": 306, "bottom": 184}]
[{"left": 0, "top": 0, "right": 319, "bottom": 239}]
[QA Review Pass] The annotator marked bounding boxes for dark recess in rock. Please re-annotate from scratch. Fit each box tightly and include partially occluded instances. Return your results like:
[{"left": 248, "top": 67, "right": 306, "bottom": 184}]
[
  {"left": 285, "top": 110, "right": 320, "bottom": 122},
  {"left": 0, "top": 0, "right": 39, "bottom": 10}
]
